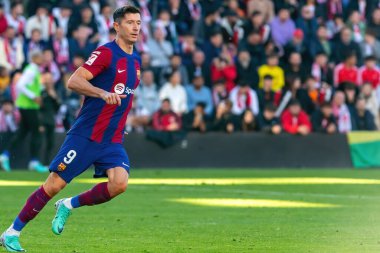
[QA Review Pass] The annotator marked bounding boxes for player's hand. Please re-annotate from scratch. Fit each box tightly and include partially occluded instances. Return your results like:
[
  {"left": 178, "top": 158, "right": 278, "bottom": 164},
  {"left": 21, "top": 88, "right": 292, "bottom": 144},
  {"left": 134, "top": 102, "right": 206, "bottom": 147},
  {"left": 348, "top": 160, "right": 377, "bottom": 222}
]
[{"left": 101, "top": 91, "right": 127, "bottom": 106}]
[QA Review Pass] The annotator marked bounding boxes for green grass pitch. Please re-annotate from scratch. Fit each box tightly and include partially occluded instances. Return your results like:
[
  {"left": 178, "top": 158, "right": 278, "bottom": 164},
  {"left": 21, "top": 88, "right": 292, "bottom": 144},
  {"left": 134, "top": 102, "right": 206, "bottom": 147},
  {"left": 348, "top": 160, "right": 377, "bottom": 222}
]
[{"left": 1, "top": 169, "right": 380, "bottom": 253}]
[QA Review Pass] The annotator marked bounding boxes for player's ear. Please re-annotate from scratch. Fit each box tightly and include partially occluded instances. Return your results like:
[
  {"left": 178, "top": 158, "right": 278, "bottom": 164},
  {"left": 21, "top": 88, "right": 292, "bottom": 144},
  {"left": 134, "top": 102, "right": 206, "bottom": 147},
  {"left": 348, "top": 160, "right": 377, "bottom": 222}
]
[{"left": 113, "top": 22, "right": 119, "bottom": 33}]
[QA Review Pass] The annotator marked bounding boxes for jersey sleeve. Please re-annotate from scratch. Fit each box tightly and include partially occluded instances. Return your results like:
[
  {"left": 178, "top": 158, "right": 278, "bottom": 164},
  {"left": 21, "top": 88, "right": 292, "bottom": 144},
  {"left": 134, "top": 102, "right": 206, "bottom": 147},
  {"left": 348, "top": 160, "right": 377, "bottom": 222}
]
[{"left": 82, "top": 46, "right": 112, "bottom": 78}]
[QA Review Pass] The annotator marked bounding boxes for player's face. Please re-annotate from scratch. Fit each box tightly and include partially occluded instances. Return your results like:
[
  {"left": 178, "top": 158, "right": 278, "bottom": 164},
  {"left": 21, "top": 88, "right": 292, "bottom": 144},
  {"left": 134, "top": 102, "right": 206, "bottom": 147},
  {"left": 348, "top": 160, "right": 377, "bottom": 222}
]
[{"left": 115, "top": 13, "right": 141, "bottom": 44}]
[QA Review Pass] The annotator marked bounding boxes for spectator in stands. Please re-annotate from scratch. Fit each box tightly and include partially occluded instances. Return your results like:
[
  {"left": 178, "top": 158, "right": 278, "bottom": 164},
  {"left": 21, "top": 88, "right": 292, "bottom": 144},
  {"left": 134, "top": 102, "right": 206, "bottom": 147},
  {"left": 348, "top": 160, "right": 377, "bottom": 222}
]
[
  {"left": 283, "top": 29, "right": 309, "bottom": 65},
  {"left": 146, "top": 27, "right": 173, "bottom": 69},
  {"left": 200, "top": 10, "right": 220, "bottom": 42},
  {"left": 346, "top": 0, "right": 376, "bottom": 22},
  {"left": 136, "top": 70, "right": 160, "bottom": 118},
  {"left": 183, "top": 102, "right": 210, "bottom": 132},
  {"left": 0, "top": 100, "right": 19, "bottom": 165},
  {"left": 239, "top": 31, "right": 266, "bottom": 67},
  {"left": 229, "top": 83, "right": 259, "bottom": 116},
  {"left": 186, "top": 76, "right": 213, "bottom": 116},
  {"left": 360, "top": 82, "right": 380, "bottom": 128},
  {"left": 247, "top": 0, "right": 274, "bottom": 21},
  {"left": 284, "top": 52, "right": 308, "bottom": 83},
  {"left": 296, "top": 5, "right": 318, "bottom": 46},
  {"left": 0, "top": 3, "right": 7, "bottom": 35},
  {"left": 368, "top": 8, "right": 380, "bottom": 39},
  {"left": 40, "top": 49, "right": 61, "bottom": 84},
  {"left": 6, "top": 1, "right": 25, "bottom": 36},
  {"left": 168, "top": 0, "right": 191, "bottom": 37},
  {"left": 281, "top": 99, "right": 312, "bottom": 135},
  {"left": 220, "top": 10, "right": 244, "bottom": 45},
  {"left": 147, "top": 98, "right": 185, "bottom": 148},
  {"left": 241, "top": 109, "right": 257, "bottom": 132},
  {"left": 0, "top": 66, "right": 10, "bottom": 96},
  {"left": 154, "top": 10, "right": 179, "bottom": 50},
  {"left": 24, "top": 28, "right": 46, "bottom": 62},
  {"left": 159, "top": 70, "right": 187, "bottom": 115},
  {"left": 25, "top": 4, "right": 56, "bottom": 42},
  {"left": 280, "top": 76, "right": 315, "bottom": 115},
  {"left": 270, "top": 7, "right": 295, "bottom": 47},
  {"left": 210, "top": 53, "right": 237, "bottom": 93},
  {"left": 67, "top": 4, "right": 99, "bottom": 43},
  {"left": 305, "top": 76, "right": 323, "bottom": 107},
  {"left": 343, "top": 82, "right": 358, "bottom": 115},
  {"left": 257, "top": 103, "right": 281, "bottom": 134},
  {"left": 97, "top": 4, "right": 113, "bottom": 45},
  {"left": 311, "top": 102, "right": 338, "bottom": 134},
  {"left": 0, "top": 26, "right": 25, "bottom": 71},
  {"left": 126, "top": 96, "right": 150, "bottom": 133},
  {"left": 352, "top": 96, "right": 377, "bottom": 130},
  {"left": 40, "top": 72, "right": 60, "bottom": 165},
  {"left": 140, "top": 52, "right": 151, "bottom": 72},
  {"left": 243, "top": 11, "right": 271, "bottom": 45},
  {"left": 51, "top": 27, "right": 70, "bottom": 70},
  {"left": 258, "top": 53, "right": 284, "bottom": 92},
  {"left": 236, "top": 50, "right": 259, "bottom": 90},
  {"left": 179, "top": 32, "right": 197, "bottom": 66},
  {"left": 187, "top": 50, "right": 210, "bottom": 87},
  {"left": 203, "top": 30, "right": 223, "bottom": 66},
  {"left": 257, "top": 75, "right": 280, "bottom": 111},
  {"left": 212, "top": 79, "right": 228, "bottom": 107},
  {"left": 0, "top": 50, "right": 47, "bottom": 172},
  {"left": 310, "top": 25, "right": 332, "bottom": 59},
  {"left": 160, "top": 54, "right": 189, "bottom": 86},
  {"left": 311, "top": 52, "right": 334, "bottom": 88},
  {"left": 52, "top": 1, "right": 72, "bottom": 35},
  {"left": 332, "top": 27, "right": 362, "bottom": 65},
  {"left": 326, "top": 14, "right": 345, "bottom": 40},
  {"left": 358, "top": 56, "right": 380, "bottom": 88},
  {"left": 360, "top": 30, "right": 380, "bottom": 61},
  {"left": 346, "top": 11, "right": 366, "bottom": 44},
  {"left": 68, "top": 25, "right": 97, "bottom": 61},
  {"left": 334, "top": 53, "right": 359, "bottom": 88},
  {"left": 213, "top": 100, "right": 239, "bottom": 133},
  {"left": 332, "top": 91, "right": 353, "bottom": 133}
]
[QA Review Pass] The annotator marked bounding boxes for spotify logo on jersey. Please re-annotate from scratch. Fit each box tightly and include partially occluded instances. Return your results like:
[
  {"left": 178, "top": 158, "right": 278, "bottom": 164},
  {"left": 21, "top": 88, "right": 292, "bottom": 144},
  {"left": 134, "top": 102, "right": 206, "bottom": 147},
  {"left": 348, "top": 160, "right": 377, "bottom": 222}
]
[
  {"left": 114, "top": 83, "right": 125, "bottom": 94},
  {"left": 114, "top": 83, "right": 135, "bottom": 95}
]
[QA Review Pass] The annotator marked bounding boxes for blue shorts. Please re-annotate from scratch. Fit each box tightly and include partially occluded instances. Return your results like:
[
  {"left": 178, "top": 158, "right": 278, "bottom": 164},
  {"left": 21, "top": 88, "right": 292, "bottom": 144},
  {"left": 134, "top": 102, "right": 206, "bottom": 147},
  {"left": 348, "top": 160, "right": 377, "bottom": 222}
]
[{"left": 49, "top": 134, "right": 130, "bottom": 183}]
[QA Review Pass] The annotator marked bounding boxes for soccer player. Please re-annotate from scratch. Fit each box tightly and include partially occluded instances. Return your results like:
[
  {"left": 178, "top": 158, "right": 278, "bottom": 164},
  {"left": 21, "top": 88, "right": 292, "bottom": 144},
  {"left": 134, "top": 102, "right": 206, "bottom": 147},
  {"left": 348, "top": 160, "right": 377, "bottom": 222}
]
[{"left": 0, "top": 6, "right": 141, "bottom": 252}]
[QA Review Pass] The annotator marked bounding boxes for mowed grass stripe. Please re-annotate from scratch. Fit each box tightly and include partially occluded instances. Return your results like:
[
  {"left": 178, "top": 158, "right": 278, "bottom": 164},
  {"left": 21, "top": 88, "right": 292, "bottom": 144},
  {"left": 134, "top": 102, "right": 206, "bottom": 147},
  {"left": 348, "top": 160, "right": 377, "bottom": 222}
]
[{"left": 1, "top": 177, "right": 380, "bottom": 186}]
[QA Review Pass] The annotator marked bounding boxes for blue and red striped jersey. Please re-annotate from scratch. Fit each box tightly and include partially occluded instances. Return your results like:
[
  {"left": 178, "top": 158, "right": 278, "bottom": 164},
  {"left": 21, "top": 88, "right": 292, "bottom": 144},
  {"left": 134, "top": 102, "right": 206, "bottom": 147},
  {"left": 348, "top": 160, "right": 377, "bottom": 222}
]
[{"left": 67, "top": 40, "right": 141, "bottom": 144}]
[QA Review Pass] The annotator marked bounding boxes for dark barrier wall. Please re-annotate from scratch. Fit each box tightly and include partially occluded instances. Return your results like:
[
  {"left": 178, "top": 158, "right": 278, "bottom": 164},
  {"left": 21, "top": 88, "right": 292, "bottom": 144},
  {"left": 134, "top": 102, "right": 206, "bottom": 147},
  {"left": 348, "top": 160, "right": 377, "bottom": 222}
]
[{"left": 7, "top": 133, "right": 352, "bottom": 169}]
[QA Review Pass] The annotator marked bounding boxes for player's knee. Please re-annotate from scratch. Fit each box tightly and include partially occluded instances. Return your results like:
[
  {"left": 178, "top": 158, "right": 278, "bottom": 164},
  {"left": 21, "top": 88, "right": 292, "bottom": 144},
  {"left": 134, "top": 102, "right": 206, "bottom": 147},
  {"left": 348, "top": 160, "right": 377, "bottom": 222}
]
[
  {"left": 43, "top": 173, "right": 67, "bottom": 197},
  {"left": 109, "top": 180, "right": 128, "bottom": 196}
]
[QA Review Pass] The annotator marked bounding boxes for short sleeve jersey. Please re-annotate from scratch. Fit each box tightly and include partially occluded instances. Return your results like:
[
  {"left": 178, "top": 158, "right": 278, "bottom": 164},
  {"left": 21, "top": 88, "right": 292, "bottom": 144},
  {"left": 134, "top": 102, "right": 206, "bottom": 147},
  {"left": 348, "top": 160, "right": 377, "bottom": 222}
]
[{"left": 67, "top": 40, "right": 141, "bottom": 143}]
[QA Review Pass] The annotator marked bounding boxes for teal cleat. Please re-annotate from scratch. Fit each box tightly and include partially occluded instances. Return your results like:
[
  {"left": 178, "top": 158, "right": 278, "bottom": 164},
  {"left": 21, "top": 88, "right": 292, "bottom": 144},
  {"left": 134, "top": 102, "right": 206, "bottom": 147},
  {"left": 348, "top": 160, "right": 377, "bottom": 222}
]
[
  {"left": 28, "top": 161, "right": 48, "bottom": 173},
  {"left": 0, "top": 154, "right": 11, "bottom": 172},
  {"left": 52, "top": 199, "right": 71, "bottom": 235},
  {"left": 0, "top": 232, "right": 26, "bottom": 252}
]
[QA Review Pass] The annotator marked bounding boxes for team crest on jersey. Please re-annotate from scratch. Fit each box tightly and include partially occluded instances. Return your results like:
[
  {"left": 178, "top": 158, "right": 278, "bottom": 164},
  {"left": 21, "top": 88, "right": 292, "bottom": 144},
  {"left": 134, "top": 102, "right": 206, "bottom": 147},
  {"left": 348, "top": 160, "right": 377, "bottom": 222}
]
[
  {"left": 58, "top": 162, "right": 66, "bottom": 171},
  {"left": 136, "top": 70, "right": 141, "bottom": 80},
  {"left": 114, "top": 83, "right": 126, "bottom": 94}
]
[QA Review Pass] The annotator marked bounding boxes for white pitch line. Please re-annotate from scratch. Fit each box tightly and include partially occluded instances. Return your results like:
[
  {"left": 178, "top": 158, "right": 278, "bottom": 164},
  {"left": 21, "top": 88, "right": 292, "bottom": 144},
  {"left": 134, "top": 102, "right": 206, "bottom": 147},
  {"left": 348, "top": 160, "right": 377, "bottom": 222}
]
[{"left": 131, "top": 185, "right": 380, "bottom": 201}]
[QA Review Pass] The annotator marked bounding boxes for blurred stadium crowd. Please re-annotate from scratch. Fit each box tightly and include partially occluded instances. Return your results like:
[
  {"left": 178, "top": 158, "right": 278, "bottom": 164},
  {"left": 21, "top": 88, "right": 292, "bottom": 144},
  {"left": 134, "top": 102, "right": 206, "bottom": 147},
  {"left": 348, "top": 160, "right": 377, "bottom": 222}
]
[{"left": 1, "top": 0, "right": 380, "bottom": 140}]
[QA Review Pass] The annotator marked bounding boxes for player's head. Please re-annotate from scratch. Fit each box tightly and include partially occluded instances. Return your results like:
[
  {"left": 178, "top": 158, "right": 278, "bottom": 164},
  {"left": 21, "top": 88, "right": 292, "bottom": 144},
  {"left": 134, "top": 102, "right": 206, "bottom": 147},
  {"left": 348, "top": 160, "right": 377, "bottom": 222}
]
[{"left": 113, "top": 5, "right": 141, "bottom": 44}]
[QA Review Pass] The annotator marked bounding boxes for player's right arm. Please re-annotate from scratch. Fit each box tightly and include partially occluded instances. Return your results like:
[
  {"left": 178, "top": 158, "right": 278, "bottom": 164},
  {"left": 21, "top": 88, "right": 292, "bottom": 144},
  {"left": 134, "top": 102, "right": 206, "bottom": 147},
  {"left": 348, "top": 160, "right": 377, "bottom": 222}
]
[{"left": 67, "top": 47, "right": 126, "bottom": 106}]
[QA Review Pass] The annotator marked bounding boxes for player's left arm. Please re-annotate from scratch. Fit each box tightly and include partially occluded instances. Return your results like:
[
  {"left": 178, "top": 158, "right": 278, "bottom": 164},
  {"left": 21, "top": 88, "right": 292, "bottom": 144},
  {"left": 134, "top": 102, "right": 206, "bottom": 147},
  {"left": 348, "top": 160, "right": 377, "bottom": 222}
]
[{"left": 67, "top": 47, "right": 126, "bottom": 106}]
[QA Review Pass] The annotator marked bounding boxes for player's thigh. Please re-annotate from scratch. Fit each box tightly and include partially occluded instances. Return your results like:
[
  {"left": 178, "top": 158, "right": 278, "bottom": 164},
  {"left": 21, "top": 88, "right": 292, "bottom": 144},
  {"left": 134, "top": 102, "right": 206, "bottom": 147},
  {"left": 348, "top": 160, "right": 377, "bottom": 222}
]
[
  {"left": 93, "top": 144, "right": 130, "bottom": 179},
  {"left": 49, "top": 135, "right": 96, "bottom": 183}
]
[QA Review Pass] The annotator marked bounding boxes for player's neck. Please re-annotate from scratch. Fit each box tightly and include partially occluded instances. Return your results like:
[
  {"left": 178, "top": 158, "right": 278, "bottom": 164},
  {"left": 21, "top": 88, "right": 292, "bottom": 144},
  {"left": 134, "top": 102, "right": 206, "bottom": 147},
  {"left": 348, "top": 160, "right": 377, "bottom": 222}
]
[{"left": 115, "top": 38, "right": 133, "bottom": 55}]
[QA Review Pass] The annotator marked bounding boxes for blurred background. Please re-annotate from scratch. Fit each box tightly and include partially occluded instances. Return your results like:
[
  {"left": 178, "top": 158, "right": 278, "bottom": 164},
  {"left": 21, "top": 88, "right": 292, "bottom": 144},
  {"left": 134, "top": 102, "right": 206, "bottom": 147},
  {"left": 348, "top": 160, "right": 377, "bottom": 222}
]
[{"left": 0, "top": 0, "right": 380, "bottom": 169}]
